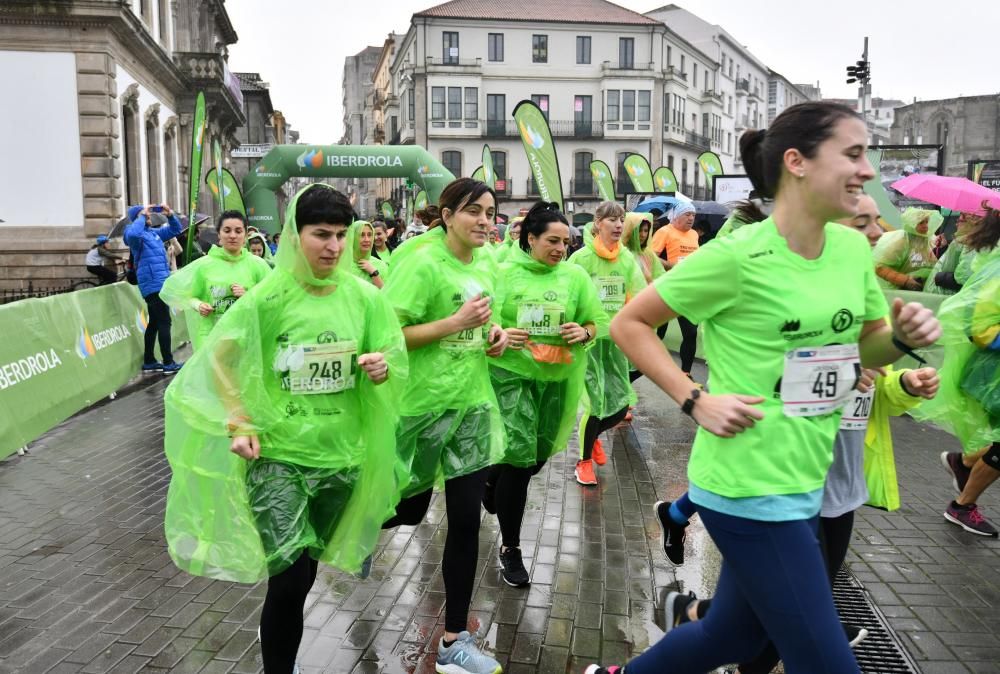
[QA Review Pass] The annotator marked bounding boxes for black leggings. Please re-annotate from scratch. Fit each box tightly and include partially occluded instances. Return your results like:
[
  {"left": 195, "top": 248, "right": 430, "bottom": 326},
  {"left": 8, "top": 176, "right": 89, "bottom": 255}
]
[
  {"left": 734, "top": 510, "right": 856, "bottom": 674},
  {"left": 656, "top": 315, "right": 698, "bottom": 373},
  {"left": 143, "top": 291, "right": 173, "bottom": 364},
  {"left": 382, "top": 468, "right": 489, "bottom": 633},
  {"left": 488, "top": 462, "right": 546, "bottom": 549},
  {"left": 260, "top": 551, "right": 318, "bottom": 674},
  {"left": 581, "top": 407, "right": 629, "bottom": 460},
  {"left": 87, "top": 265, "right": 117, "bottom": 285}
]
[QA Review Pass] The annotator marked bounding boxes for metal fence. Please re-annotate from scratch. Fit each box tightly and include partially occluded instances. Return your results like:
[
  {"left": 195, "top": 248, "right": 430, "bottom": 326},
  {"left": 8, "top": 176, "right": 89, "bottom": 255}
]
[{"left": 1, "top": 281, "right": 84, "bottom": 305}]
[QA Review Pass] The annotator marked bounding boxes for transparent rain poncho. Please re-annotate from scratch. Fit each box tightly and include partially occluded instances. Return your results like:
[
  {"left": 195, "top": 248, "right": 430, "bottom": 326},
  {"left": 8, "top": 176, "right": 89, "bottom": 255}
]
[
  {"left": 160, "top": 243, "right": 271, "bottom": 350},
  {"left": 388, "top": 225, "right": 445, "bottom": 269},
  {"left": 494, "top": 216, "right": 524, "bottom": 264},
  {"left": 569, "top": 232, "right": 646, "bottom": 418},
  {"left": 623, "top": 212, "right": 663, "bottom": 285},
  {"left": 384, "top": 229, "right": 505, "bottom": 496},
  {"left": 490, "top": 245, "right": 608, "bottom": 467},
  {"left": 347, "top": 221, "right": 389, "bottom": 286},
  {"left": 911, "top": 250, "right": 1000, "bottom": 453},
  {"left": 246, "top": 231, "right": 275, "bottom": 267},
  {"left": 162, "top": 184, "right": 409, "bottom": 582},
  {"left": 873, "top": 208, "right": 943, "bottom": 289}
]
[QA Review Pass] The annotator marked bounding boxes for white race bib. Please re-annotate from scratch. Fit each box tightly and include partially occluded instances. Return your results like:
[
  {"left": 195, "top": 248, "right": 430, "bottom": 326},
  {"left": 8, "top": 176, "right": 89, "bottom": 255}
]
[
  {"left": 780, "top": 344, "right": 861, "bottom": 417},
  {"left": 517, "top": 302, "right": 565, "bottom": 336},
  {"left": 840, "top": 388, "right": 874, "bottom": 430},
  {"left": 597, "top": 276, "right": 626, "bottom": 312},
  {"left": 287, "top": 342, "right": 357, "bottom": 395},
  {"left": 441, "top": 326, "right": 487, "bottom": 352}
]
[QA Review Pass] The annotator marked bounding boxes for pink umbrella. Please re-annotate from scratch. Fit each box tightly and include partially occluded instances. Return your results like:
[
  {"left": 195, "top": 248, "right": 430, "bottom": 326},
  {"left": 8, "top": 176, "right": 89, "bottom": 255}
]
[{"left": 891, "top": 174, "right": 1000, "bottom": 215}]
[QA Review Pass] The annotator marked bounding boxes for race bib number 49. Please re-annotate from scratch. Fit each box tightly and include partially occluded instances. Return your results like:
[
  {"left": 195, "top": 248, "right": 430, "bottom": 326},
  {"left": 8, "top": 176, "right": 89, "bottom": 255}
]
[
  {"left": 517, "top": 302, "right": 565, "bottom": 336},
  {"left": 780, "top": 344, "right": 860, "bottom": 417},
  {"left": 287, "top": 342, "right": 358, "bottom": 395}
]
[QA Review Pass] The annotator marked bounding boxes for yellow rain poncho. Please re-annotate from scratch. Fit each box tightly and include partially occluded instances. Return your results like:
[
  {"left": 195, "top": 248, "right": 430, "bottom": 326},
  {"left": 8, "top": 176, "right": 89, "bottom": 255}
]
[
  {"left": 490, "top": 245, "right": 608, "bottom": 467},
  {"left": 874, "top": 208, "right": 943, "bottom": 290},
  {"left": 162, "top": 184, "right": 408, "bottom": 581}
]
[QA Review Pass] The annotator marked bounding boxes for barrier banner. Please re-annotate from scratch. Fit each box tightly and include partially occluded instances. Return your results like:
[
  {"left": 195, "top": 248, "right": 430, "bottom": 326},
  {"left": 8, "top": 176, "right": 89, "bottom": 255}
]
[{"left": 0, "top": 284, "right": 188, "bottom": 460}]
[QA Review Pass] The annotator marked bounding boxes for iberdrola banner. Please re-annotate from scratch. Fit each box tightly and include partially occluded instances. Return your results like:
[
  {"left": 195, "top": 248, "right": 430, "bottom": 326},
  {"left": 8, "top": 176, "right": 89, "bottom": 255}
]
[
  {"left": 863, "top": 149, "right": 902, "bottom": 230},
  {"left": 471, "top": 166, "right": 485, "bottom": 181},
  {"left": 624, "top": 153, "right": 654, "bottom": 192},
  {"left": 589, "top": 160, "right": 616, "bottom": 201},
  {"left": 186, "top": 92, "right": 206, "bottom": 259},
  {"left": 206, "top": 168, "right": 246, "bottom": 216},
  {"left": 513, "top": 100, "right": 564, "bottom": 210},
  {"left": 653, "top": 167, "right": 678, "bottom": 193},
  {"left": 212, "top": 140, "right": 224, "bottom": 214},
  {"left": 414, "top": 190, "right": 428, "bottom": 212},
  {"left": 697, "top": 151, "right": 724, "bottom": 191},
  {"left": 482, "top": 145, "right": 496, "bottom": 189},
  {"left": 380, "top": 201, "right": 395, "bottom": 221}
]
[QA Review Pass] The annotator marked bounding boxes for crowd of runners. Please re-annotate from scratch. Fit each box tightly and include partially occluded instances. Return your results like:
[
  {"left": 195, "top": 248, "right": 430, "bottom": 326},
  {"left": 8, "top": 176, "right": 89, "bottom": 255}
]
[{"left": 137, "top": 101, "right": 1000, "bottom": 674}]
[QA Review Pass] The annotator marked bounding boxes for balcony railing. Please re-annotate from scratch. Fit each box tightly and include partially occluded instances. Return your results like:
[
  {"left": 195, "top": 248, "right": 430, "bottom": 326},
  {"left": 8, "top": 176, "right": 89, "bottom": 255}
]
[
  {"left": 483, "top": 119, "right": 604, "bottom": 139},
  {"left": 665, "top": 66, "right": 688, "bottom": 82},
  {"left": 173, "top": 51, "right": 245, "bottom": 123},
  {"left": 571, "top": 179, "right": 595, "bottom": 196},
  {"left": 736, "top": 78, "right": 750, "bottom": 95},
  {"left": 685, "top": 131, "right": 711, "bottom": 151},
  {"left": 485, "top": 119, "right": 517, "bottom": 138}
]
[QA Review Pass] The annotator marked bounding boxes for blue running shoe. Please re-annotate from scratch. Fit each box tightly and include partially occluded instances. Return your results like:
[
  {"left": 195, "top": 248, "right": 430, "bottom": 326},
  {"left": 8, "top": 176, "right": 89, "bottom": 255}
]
[
  {"left": 436, "top": 631, "right": 502, "bottom": 674},
  {"left": 141, "top": 362, "right": 163, "bottom": 372},
  {"left": 162, "top": 362, "right": 183, "bottom": 375}
]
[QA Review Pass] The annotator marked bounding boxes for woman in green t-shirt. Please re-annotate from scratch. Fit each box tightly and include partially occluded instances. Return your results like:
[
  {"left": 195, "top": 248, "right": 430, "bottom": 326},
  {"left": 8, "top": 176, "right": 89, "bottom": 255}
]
[
  {"left": 382, "top": 178, "right": 508, "bottom": 674},
  {"left": 162, "top": 185, "right": 407, "bottom": 674},
  {"left": 594, "top": 102, "right": 941, "bottom": 674},
  {"left": 483, "top": 201, "right": 607, "bottom": 589}
]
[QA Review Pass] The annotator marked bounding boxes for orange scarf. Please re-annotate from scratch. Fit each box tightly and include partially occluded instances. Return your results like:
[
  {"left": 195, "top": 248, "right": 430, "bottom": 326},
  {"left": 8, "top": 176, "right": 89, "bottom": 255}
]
[{"left": 593, "top": 235, "right": 621, "bottom": 261}]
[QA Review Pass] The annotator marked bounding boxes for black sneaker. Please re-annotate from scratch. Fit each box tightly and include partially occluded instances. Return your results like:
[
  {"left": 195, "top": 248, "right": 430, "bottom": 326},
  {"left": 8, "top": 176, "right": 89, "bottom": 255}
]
[
  {"left": 843, "top": 623, "right": 869, "bottom": 648},
  {"left": 499, "top": 547, "right": 530, "bottom": 587},
  {"left": 654, "top": 500, "right": 687, "bottom": 566},
  {"left": 482, "top": 480, "right": 497, "bottom": 515},
  {"left": 940, "top": 451, "right": 972, "bottom": 493},
  {"left": 664, "top": 590, "right": 697, "bottom": 633}
]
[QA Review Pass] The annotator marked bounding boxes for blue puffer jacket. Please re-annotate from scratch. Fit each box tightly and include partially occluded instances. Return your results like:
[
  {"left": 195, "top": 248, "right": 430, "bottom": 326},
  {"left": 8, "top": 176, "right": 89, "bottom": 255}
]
[{"left": 123, "top": 206, "right": 184, "bottom": 298}]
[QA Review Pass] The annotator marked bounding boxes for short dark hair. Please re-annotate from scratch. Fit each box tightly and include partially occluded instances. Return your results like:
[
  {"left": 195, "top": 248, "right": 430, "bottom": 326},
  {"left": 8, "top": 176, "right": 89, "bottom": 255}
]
[
  {"left": 740, "top": 102, "right": 860, "bottom": 199},
  {"left": 217, "top": 209, "right": 248, "bottom": 231},
  {"left": 295, "top": 185, "right": 354, "bottom": 231},
  {"left": 520, "top": 201, "right": 569, "bottom": 252},
  {"left": 371, "top": 220, "right": 387, "bottom": 230},
  {"left": 437, "top": 178, "right": 496, "bottom": 231}
]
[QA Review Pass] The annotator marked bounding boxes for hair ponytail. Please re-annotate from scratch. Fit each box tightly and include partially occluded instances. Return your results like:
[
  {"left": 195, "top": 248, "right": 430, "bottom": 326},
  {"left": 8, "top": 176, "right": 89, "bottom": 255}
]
[
  {"left": 519, "top": 201, "right": 568, "bottom": 252},
  {"left": 739, "top": 129, "right": 770, "bottom": 198}
]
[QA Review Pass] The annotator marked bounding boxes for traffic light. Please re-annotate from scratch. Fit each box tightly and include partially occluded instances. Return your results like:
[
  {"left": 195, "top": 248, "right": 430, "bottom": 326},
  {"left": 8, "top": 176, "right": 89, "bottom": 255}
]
[{"left": 846, "top": 60, "right": 870, "bottom": 84}]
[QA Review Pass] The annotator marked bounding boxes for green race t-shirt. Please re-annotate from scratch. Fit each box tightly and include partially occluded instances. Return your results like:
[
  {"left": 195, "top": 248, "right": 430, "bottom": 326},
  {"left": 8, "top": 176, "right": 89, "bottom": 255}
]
[
  {"left": 655, "top": 218, "right": 888, "bottom": 499},
  {"left": 385, "top": 235, "right": 500, "bottom": 416}
]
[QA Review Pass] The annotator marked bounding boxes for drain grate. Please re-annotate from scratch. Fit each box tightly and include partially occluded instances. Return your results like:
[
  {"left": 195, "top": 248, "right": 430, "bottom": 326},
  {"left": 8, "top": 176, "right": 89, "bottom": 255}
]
[{"left": 833, "top": 568, "right": 920, "bottom": 673}]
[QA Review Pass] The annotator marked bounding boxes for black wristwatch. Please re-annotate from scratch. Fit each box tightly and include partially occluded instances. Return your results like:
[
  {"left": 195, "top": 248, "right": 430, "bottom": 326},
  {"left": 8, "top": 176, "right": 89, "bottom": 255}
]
[
  {"left": 680, "top": 388, "right": 701, "bottom": 417},
  {"left": 369, "top": 269, "right": 380, "bottom": 278}
]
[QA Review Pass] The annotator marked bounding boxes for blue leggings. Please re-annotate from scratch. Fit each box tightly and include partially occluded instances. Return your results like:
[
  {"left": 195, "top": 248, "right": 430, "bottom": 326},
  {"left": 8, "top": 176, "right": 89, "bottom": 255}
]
[{"left": 626, "top": 508, "right": 860, "bottom": 674}]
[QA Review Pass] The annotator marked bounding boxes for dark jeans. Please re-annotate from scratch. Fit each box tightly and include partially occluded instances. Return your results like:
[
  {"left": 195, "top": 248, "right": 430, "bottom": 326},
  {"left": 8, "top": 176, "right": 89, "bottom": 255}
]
[
  {"left": 86, "top": 265, "right": 117, "bottom": 285},
  {"left": 382, "top": 467, "right": 489, "bottom": 633},
  {"left": 143, "top": 291, "right": 173, "bottom": 365},
  {"left": 625, "top": 508, "right": 859, "bottom": 674}
]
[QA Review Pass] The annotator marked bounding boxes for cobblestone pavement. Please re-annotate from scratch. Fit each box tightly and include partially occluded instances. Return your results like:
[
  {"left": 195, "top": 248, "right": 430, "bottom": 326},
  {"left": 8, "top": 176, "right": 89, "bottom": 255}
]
[{"left": 0, "top": 369, "right": 997, "bottom": 673}]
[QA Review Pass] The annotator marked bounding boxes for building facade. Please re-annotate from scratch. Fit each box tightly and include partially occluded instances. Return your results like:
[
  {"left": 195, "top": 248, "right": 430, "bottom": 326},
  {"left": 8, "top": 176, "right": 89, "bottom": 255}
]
[
  {"left": 891, "top": 95, "right": 1000, "bottom": 176},
  {"left": 767, "top": 70, "right": 811, "bottom": 125},
  {"left": 0, "top": 0, "right": 245, "bottom": 291},
  {"left": 338, "top": 46, "right": 381, "bottom": 214}
]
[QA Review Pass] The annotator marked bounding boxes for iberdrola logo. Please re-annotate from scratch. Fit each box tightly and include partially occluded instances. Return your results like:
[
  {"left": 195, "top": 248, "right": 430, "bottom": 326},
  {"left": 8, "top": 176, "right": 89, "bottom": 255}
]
[
  {"left": 417, "top": 165, "right": 430, "bottom": 176},
  {"left": 77, "top": 328, "right": 96, "bottom": 359},
  {"left": 195, "top": 124, "right": 205, "bottom": 151},
  {"left": 592, "top": 167, "right": 607, "bottom": 179},
  {"left": 518, "top": 121, "right": 545, "bottom": 150},
  {"left": 656, "top": 175, "right": 673, "bottom": 188},
  {"left": 701, "top": 159, "right": 718, "bottom": 174},
  {"left": 135, "top": 309, "right": 148, "bottom": 333},
  {"left": 296, "top": 148, "right": 324, "bottom": 169},
  {"left": 626, "top": 164, "right": 644, "bottom": 177},
  {"left": 209, "top": 178, "right": 232, "bottom": 198}
]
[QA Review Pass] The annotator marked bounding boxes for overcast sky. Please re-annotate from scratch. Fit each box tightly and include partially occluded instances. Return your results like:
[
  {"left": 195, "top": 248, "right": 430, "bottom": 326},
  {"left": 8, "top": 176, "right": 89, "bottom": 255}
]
[{"left": 227, "top": 0, "right": 994, "bottom": 144}]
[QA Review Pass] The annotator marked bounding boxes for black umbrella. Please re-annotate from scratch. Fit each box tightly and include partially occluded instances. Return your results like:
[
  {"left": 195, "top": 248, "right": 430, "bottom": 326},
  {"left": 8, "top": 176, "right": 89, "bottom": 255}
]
[
  {"left": 108, "top": 212, "right": 209, "bottom": 240},
  {"left": 691, "top": 200, "right": 731, "bottom": 216}
]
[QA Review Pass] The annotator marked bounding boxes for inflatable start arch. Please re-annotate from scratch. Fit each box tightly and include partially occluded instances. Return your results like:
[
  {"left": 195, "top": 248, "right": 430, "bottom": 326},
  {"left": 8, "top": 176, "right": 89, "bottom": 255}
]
[{"left": 243, "top": 145, "right": 455, "bottom": 232}]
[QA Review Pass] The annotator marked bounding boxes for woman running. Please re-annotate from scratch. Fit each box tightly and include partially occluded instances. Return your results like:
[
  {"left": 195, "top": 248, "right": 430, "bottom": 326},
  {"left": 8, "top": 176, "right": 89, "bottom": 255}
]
[
  {"left": 599, "top": 102, "right": 940, "bottom": 674},
  {"left": 162, "top": 185, "right": 407, "bottom": 674},
  {"left": 350, "top": 220, "right": 388, "bottom": 288},
  {"left": 569, "top": 201, "right": 645, "bottom": 486},
  {"left": 382, "top": 178, "right": 508, "bottom": 674},
  {"left": 483, "top": 201, "right": 606, "bottom": 587},
  {"left": 160, "top": 209, "right": 271, "bottom": 350}
]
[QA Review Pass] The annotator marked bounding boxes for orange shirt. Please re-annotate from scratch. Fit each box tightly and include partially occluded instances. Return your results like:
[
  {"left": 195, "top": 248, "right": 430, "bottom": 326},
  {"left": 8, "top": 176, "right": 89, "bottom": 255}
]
[{"left": 649, "top": 224, "right": 699, "bottom": 265}]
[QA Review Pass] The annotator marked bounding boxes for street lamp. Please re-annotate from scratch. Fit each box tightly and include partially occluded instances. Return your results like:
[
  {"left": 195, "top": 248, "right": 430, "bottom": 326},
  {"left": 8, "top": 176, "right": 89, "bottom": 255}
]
[{"left": 845, "top": 37, "right": 872, "bottom": 133}]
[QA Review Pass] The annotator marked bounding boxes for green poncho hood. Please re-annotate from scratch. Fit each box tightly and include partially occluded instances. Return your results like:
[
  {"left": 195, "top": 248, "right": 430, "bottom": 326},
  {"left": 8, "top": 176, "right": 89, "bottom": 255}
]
[
  {"left": 900, "top": 208, "right": 944, "bottom": 238},
  {"left": 273, "top": 184, "right": 359, "bottom": 287},
  {"left": 246, "top": 232, "right": 274, "bottom": 266}
]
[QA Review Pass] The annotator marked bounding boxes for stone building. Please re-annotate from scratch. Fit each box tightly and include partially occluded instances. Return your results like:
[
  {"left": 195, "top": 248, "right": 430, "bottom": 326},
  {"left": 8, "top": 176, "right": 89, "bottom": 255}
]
[
  {"left": 0, "top": 0, "right": 245, "bottom": 291},
  {"left": 891, "top": 94, "right": 1000, "bottom": 176},
  {"left": 337, "top": 46, "right": 381, "bottom": 214}
]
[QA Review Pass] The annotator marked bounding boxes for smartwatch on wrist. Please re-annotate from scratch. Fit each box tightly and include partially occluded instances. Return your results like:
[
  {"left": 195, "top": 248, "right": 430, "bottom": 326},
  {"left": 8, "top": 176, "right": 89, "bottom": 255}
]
[
  {"left": 369, "top": 269, "right": 380, "bottom": 278},
  {"left": 680, "top": 388, "right": 701, "bottom": 416}
]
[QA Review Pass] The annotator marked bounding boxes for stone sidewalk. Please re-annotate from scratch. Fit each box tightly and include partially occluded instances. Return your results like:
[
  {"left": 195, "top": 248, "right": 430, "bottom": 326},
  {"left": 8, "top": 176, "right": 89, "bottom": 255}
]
[{"left": 0, "top": 372, "right": 997, "bottom": 673}]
